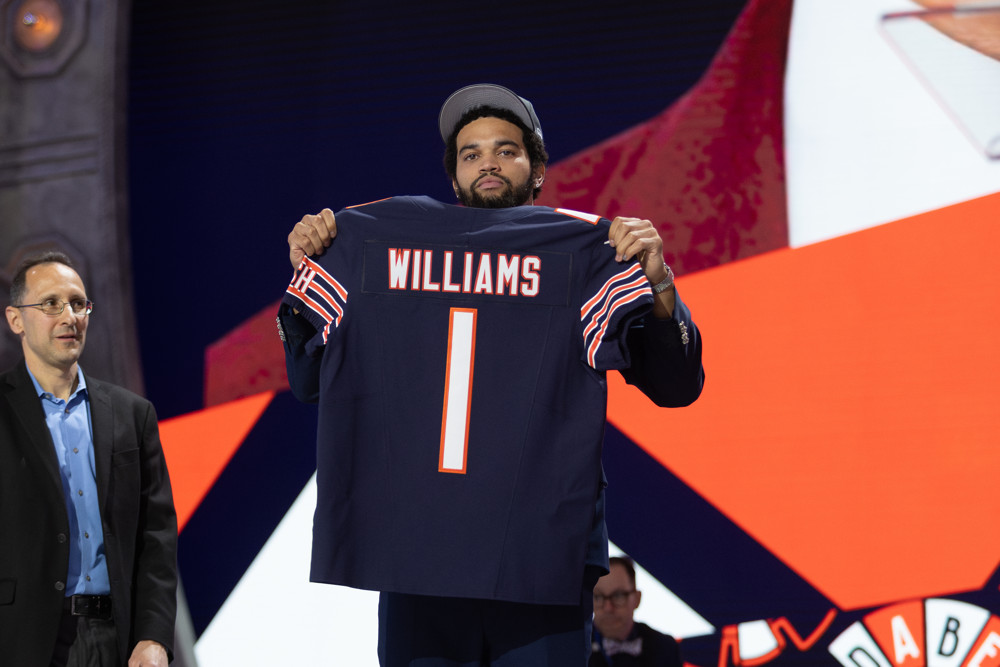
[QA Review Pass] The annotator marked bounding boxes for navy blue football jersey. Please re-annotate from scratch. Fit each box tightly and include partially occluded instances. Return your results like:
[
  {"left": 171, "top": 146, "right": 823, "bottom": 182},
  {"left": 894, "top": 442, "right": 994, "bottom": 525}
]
[{"left": 282, "top": 196, "right": 653, "bottom": 605}]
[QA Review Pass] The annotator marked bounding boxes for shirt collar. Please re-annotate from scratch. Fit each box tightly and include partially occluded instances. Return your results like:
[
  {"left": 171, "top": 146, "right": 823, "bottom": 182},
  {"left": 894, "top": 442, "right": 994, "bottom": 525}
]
[{"left": 25, "top": 365, "right": 88, "bottom": 401}]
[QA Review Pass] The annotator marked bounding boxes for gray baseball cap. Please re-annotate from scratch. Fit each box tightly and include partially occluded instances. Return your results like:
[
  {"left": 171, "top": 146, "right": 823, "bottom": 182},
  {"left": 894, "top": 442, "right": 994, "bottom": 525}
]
[{"left": 438, "top": 84, "right": 544, "bottom": 143}]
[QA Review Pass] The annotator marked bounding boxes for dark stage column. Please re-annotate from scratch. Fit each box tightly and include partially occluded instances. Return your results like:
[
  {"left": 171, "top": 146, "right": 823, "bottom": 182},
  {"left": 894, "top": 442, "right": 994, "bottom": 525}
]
[
  {"left": 0, "top": 2, "right": 198, "bottom": 664},
  {"left": 0, "top": 0, "right": 142, "bottom": 393}
]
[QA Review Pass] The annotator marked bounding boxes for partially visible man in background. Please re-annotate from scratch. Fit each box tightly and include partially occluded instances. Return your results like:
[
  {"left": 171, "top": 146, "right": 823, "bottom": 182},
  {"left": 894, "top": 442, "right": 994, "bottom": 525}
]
[
  {"left": 1, "top": 252, "right": 178, "bottom": 667},
  {"left": 591, "top": 556, "right": 682, "bottom": 667}
]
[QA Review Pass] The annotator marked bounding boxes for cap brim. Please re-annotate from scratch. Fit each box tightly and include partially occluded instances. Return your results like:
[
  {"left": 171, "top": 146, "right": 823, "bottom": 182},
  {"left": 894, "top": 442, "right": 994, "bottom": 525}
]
[{"left": 438, "top": 83, "right": 542, "bottom": 142}]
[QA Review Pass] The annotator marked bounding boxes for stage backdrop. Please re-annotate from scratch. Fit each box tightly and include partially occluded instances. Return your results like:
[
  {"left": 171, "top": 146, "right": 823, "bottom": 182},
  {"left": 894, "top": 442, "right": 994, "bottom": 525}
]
[{"left": 125, "top": 0, "right": 1000, "bottom": 665}]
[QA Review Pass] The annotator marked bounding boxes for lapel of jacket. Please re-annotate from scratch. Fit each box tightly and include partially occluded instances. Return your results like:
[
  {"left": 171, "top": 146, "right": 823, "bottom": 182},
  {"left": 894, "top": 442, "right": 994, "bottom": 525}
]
[
  {"left": 85, "top": 373, "right": 115, "bottom": 506},
  {"left": 2, "top": 361, "right": 62, "bottom": 495}
]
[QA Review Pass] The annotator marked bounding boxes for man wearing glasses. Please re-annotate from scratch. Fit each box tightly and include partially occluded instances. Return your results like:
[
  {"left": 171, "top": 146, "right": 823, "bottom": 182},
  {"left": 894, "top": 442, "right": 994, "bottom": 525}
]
[
  {"left": 0, "top": 252, "right": 177, "bottom": 667},
  {"left": 591, "top": 556, "right": 682, "bottom": 667}
]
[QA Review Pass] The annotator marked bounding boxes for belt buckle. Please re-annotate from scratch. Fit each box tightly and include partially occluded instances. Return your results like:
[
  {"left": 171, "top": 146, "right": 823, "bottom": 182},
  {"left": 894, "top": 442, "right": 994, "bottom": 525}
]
[{"left": 69, "top": 595, "right": 110, "bottom": 618}]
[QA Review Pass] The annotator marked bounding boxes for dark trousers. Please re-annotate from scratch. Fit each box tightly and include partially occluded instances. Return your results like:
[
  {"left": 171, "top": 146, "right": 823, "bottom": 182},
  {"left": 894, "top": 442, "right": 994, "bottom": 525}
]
[
  {"left": 377, "top": 567, "right": 601, "bottom": 667},
  {"left": 51, "top": 612, "right": 120, "bottom": 667}
]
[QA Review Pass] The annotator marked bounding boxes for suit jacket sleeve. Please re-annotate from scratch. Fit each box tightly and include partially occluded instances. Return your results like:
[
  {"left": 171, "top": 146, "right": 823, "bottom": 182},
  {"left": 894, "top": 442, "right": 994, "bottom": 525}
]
[
  {"left": 619, "top": 288, "right": 704, "bottom": 407},
  {"left": 278, "top": 303, "right": 322, "bottom": 404},
  {"left": 124, "top": 395, "right": 178, "bottom": 659}
]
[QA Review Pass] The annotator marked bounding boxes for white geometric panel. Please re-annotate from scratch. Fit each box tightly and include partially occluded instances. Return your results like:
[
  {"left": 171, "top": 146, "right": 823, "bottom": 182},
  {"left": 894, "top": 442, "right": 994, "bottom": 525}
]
[{"left": 784, "top": 0, "right": 1000, "bottom": 248}]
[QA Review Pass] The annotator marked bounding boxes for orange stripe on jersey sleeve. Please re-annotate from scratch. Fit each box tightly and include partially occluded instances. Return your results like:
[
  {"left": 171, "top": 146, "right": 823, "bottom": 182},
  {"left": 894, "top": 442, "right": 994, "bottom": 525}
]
[
  {"left": 585, "top": 285, "right": 652, "bottom": 367},
  {"left": 303, "top": 257, "right": 348, "bottom": 302},
  {"left": 554, "top": 207, "right": 602, "bottom": 224},
  {"left": 581, "top": 263, "right": 646, "bottom": 317},
  {"left": 345, "top": 197, "right": 393, "bottom": 209}
]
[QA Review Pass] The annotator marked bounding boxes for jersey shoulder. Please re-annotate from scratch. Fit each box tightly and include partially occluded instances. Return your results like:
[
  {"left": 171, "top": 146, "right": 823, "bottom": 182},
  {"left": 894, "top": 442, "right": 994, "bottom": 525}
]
[{"left": 341, "top": 195, "right": 444, "bottom": 214}]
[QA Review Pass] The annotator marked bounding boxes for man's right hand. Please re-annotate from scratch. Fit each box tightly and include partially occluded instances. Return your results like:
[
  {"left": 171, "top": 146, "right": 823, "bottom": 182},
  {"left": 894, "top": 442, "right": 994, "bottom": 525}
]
[{"left": 288, "top": 208, "right": 338, "bottom": 268}]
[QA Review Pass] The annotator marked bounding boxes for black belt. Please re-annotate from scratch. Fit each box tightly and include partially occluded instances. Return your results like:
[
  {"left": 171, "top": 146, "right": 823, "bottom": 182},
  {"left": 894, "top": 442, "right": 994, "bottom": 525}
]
[{"left": 63, "top": 594, "right": 112, "bottom": 619}]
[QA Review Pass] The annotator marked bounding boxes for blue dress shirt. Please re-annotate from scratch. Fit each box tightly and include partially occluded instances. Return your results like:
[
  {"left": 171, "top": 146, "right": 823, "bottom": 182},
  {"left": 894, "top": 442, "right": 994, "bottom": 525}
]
[{"left": 27, "top": 367, "right": 111, "bottom": 596}]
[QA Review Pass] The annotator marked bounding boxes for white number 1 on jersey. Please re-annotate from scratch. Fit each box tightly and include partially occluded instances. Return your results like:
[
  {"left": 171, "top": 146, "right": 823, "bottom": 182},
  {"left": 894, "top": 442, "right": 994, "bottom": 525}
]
[{"left": 439, "top": 307, "right": 477, "bottom": 474}]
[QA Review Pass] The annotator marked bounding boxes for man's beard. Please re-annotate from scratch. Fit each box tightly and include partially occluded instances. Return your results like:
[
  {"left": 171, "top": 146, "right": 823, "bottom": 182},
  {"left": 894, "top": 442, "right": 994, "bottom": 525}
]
[{"left": 456, "top": 173, "right": 535, "bottom": 209}]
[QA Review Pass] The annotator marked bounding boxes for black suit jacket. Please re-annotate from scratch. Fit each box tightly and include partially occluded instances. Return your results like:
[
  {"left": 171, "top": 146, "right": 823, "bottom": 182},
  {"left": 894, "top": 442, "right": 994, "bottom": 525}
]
[{"left": 0, "top": 361, "right": 178, "bottom": 666}]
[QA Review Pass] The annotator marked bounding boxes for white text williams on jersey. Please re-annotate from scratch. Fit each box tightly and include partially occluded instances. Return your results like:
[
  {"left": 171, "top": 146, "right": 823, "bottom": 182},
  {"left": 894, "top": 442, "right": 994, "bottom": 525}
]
[
  {"left": 387, "top": 248, "right": 541, "bottom": 296},
  {"left": 361, "top": 241, "right": 573, "bottom": 305}
]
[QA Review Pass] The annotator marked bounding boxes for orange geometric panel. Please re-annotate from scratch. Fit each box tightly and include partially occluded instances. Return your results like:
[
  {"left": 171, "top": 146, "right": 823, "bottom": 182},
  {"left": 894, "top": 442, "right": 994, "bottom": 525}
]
[
  {"left": 159, "top": 391, "right": 275, "bottom": 531},
  {"left": 608, "top": 191, "right": 1000, "bottom": 611}
]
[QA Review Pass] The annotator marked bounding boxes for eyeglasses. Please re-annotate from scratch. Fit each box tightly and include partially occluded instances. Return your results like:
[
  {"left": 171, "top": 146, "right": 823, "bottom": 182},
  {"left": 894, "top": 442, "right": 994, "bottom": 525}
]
[
  {"left": 14, "top": 298, "right": 94, "bottom": 317},
  {"left": 593, "top": 590, "right": 635, "bottom": 607}
]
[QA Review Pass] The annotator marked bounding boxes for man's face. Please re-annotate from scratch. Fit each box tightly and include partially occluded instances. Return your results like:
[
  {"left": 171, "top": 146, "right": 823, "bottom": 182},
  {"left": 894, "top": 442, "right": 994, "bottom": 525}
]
[
  {"left": 5, "top": 262, "right": 90, "bottom": 375},
  {"left": 593, "top": 562, "right": 641, "bottom": 641},
  {"left": 452, "top": 116, "right": 543, "bottom": 209}
]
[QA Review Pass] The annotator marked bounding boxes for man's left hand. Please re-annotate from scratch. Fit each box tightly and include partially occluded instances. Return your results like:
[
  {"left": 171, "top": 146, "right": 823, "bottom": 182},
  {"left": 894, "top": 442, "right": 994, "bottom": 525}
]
[
  {"left": 129, "top": 640, "right": 168, "bottom": 667},
  {"left": 608, "top": 217, "right": 668, "bottom": 281},
  {"left": 608, "top": 216, "right": 675, "bottom": 318}
]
